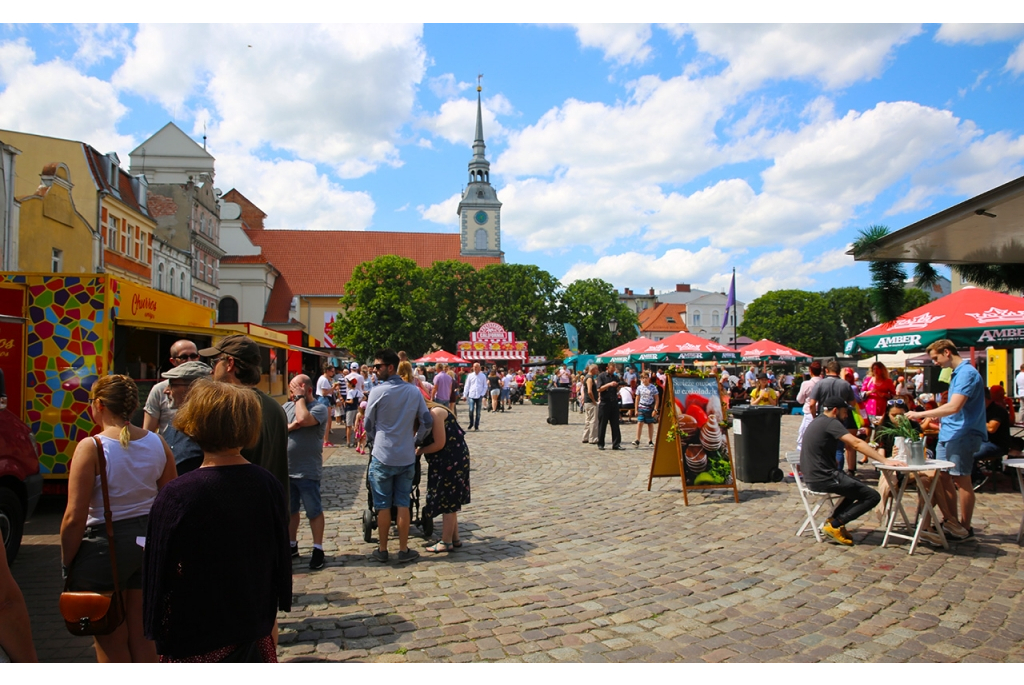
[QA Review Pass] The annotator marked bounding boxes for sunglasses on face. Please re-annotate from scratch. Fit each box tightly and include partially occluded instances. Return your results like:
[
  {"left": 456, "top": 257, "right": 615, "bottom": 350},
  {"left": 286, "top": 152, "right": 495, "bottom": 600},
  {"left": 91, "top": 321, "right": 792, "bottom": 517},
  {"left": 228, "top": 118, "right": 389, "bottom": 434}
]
[
  {"left": 174, "top": 353, "right": 200, "bottom": 361},
  {"left": 887, "top": 399, "right": 907, "bottom": 407}
]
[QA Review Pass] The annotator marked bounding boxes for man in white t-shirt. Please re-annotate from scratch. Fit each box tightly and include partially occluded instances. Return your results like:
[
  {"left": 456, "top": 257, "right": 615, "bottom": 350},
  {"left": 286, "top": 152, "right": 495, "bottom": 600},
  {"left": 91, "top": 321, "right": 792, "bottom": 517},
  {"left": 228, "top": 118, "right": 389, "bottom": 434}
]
[
  {"left": 744, "top": 366, "right": 757, "bottom": 390},
  {"left": 344, "top": 362, "right": 364, "bottom": 448},
  {"left": 618, "top": 384, "right": 635, "bottom": 422},
  {"left": 1015, "top": 363, "right": 1024, "bottom": 400}
]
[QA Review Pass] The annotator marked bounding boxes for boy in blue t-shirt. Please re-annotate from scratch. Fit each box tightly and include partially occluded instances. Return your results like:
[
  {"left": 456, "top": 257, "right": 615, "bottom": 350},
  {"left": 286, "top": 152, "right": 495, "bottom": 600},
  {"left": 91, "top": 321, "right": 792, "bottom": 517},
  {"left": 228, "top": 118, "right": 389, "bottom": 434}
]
[{"left": 907, "top": 339, "right": 987, "bottom": 540}]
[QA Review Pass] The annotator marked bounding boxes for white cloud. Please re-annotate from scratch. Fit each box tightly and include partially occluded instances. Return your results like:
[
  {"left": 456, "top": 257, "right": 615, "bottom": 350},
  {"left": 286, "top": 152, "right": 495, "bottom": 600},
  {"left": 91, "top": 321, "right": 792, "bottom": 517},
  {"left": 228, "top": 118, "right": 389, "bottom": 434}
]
[
  {"left": 418, "top": 192, "right": 461, "bottom": 227},
  {"left": 1007, "top": 42, "right": 1024, "bottom": 75},
  {"left": 744, "top": 246, "right": 856, "bottom": 295},
  {"left": 685, "top": 24, "right": 923, "bottom": 89},
  {"left": 0, "top": 39, "right": 134, "bottom": 154},
  {"left": 72, "top": 24, "right": 132, "bottom": 67},
  {"left": 420, "top": 94, "right": 512, "bottom": 146},
  {"left": 935, "top": 24, "right": 1024, "bottom": 44},
  {"left": 571, "top": 24, "right": 653, "bottom": 66},
  {"left": 114, "top": 24, "right": 427, "bottom": 178},
  {"left": 428, "top": 73, "right": 472, "bottom": 99},
  {"left": 561, "top": 247, "right": 728, "bottom": 288},
  {"left": 214, "top": 148, "right": 375, "bottom": 231}
]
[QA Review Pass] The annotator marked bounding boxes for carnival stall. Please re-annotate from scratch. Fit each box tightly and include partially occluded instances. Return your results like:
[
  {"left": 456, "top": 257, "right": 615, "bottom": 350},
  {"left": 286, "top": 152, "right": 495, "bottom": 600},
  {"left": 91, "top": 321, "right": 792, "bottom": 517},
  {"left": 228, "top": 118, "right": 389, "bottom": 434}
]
[{"left": 456, "top": 322, "right": 528, "bottom": 369}]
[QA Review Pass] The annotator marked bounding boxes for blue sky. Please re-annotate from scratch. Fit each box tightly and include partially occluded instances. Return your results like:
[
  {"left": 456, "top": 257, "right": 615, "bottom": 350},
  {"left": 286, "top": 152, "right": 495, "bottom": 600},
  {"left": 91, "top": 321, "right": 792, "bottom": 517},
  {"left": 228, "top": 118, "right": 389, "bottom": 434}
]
[{"left": 1, "top": 22, "right": 1023, "bottom": 302}]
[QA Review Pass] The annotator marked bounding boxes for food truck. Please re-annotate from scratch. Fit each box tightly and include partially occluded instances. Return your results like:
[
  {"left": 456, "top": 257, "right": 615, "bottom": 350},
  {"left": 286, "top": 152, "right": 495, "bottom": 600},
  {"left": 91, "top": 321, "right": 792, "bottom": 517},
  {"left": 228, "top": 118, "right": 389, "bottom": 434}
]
[{"left": 0, "top": 273, "right": 290, "bottom": 490}]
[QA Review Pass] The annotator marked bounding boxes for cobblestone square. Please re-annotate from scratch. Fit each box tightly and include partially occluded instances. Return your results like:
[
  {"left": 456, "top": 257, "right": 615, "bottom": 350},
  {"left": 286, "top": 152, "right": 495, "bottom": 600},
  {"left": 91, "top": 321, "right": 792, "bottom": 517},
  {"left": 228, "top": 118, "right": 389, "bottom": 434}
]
[{"left": 14, "top": 405, "right": 1024, "bottom": 662}]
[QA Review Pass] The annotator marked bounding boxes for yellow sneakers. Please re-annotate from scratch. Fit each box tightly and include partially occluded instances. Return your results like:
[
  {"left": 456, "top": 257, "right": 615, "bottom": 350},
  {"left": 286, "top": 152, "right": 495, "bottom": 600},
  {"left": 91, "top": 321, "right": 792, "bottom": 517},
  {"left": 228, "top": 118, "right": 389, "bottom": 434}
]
[{"left": 823, "top": 521, "right": 853, "bottom": 546}]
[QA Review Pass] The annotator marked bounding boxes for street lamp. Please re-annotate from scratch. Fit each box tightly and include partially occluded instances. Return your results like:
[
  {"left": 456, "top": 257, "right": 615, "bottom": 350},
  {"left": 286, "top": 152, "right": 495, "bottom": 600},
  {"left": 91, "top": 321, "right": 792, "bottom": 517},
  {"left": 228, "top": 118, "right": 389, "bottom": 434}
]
[{"left": 608, "top": 319, "right": 618, "bottom": 334}]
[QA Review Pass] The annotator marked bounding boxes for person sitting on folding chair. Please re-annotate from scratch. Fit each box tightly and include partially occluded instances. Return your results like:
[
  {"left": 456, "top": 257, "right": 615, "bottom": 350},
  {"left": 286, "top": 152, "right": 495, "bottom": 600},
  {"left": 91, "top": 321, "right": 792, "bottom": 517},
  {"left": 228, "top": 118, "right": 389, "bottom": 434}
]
[{"left": 800, "top": 396, "right": 898, "bottom": 546}]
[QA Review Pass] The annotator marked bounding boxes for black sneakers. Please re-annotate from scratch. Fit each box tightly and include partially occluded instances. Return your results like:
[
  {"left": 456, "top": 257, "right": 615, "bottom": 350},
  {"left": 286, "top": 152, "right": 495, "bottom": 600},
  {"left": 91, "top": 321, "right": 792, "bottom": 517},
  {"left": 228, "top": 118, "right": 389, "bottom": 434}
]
[
  {"left": 372, "top": 549, "right": 389, "bottom": 563},
  {"left": 290, "top": 544, "right": 299, "bottom": 559},
  {"left": 396, "top": 549, "right": 420, "bottom": 564},
  {"left": 309, "top": 547, "right": 325, "bottom": 570}
]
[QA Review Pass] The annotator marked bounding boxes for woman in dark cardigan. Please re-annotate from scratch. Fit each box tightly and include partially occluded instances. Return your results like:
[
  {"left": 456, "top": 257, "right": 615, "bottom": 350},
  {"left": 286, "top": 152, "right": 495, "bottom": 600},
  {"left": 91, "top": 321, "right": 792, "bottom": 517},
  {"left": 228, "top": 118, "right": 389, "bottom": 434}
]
[{"left": 143, "top": 380, "right": 292, "bottom": 662}]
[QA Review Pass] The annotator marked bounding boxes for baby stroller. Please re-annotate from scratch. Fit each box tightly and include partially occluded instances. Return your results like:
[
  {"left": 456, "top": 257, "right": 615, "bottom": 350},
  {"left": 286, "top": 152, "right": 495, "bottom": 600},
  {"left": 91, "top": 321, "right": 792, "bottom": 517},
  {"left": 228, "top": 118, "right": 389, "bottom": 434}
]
[
  {"left": 360, "top": 446, "right": 433, "bottom": 543},
  {"left": 509, "top": 383, "right": 525, "bottom": 405}
]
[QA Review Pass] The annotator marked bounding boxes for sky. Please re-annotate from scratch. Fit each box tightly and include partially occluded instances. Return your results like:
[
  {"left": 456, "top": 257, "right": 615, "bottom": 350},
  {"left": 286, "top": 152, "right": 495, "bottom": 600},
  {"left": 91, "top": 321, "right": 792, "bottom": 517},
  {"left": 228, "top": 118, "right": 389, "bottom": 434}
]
[{"left": 2, "top": 18, "right": 1023, "bottom": 303}]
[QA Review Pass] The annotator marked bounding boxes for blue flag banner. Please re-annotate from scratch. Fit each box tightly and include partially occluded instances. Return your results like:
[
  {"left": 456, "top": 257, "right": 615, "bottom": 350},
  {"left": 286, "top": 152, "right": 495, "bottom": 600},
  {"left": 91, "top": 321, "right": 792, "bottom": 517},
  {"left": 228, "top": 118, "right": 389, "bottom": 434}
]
[
  {"left": 563, "top": 323, "right": 580, "bottom": 354},
  {"left": 721, "top": 271, "right": 736, "bottom": 332},
  {"left": 634, "top": 323, "right": 642, "bottom": 337}
]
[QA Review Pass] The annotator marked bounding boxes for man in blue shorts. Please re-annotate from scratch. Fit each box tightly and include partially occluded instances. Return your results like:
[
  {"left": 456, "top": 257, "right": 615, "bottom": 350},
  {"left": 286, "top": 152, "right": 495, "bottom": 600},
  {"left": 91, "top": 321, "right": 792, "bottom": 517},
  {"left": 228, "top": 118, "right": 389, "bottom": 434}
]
[
  {"left": 364, "top": 348, "right": 433, "bottom": 563},
  {"left": 907, "top": 339, "right": 986, "bottom": 541},
  {"left": 284, "top": 374, "right": 330, "bottom": 570}
]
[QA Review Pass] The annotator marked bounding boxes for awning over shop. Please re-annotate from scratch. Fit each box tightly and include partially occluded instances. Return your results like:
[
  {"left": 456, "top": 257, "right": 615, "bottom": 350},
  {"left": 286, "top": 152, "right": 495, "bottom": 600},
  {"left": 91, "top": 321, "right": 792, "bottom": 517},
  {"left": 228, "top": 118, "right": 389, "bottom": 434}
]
[
  {"left": 458, "top": 349, "right": 528, "bottom": 361},
  {"left": 219, "top": 322, "right": 291, "bottom": 349},
  {"left": 849, "top": 173, "right": 1024, "bottom": 265},
  {"left": 119, "top": 320, "right": 238, "bottom": 339}
]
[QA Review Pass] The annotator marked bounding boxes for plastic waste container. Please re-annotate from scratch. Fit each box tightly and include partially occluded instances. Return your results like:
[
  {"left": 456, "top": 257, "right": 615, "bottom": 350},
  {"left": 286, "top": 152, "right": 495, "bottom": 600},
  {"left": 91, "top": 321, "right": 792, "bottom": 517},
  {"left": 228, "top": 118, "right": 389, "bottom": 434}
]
[
  {"left": 547, "top": 387, "right": 570, "bottom": 425},
  {"left": 729, "top": 405, "right": 787, "bottom": 483}
]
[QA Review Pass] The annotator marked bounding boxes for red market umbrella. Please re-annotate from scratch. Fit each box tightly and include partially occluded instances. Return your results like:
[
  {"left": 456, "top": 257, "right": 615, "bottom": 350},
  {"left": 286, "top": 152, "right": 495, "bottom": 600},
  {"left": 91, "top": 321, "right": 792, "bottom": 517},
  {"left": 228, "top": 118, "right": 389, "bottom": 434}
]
[
  {"left": 845, "top": 287, "right": 1024, "bottom": 354},
  {"left": 738, "top": 339, "right": 812, "bottom": 362},
  {"left": 413, "top": 350, "right": 469, "bottom": 365},
  {"left": 594, "top": 337, "right": 657, "bottom": 363},
  {"left": 633, "top": 331, "right": 739, "bottom": 362}
]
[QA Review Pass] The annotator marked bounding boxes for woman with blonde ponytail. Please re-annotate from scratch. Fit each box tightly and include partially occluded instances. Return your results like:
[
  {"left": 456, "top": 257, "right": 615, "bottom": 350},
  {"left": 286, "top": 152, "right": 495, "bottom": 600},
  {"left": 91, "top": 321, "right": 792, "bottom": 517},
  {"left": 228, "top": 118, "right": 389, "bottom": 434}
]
[{"left": 60, "top": 374, "right": 177, "bottom": 662}]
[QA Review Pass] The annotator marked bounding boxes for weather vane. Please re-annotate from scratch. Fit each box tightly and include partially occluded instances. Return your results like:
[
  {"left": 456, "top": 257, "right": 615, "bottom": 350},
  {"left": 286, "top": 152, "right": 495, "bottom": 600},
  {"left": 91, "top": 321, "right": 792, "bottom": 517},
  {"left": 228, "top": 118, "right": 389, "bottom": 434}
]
[{"left": 477, "top": 73, "right": 483, "bottom": 92}]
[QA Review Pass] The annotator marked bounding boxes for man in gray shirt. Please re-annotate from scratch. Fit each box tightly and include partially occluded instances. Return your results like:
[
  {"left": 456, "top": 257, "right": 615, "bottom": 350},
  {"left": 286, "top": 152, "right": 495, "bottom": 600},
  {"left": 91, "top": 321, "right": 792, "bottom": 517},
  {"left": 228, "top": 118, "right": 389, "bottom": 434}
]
[
  {"left": 143, "top": 339, "right": 199, "bottom": 434},
  {"left": 364, "top": 349, "right": 433, "bottom": 563},
  {"left": 284, "top": 374, "right": 329, "bottom": 570}
]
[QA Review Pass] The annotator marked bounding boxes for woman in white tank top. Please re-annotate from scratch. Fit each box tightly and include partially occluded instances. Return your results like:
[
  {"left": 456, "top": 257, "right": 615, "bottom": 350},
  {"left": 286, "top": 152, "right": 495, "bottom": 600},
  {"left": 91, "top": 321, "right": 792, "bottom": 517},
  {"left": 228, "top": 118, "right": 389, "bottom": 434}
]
[{"left": 61, "top": 375, "right": 176, "bottom": 663}]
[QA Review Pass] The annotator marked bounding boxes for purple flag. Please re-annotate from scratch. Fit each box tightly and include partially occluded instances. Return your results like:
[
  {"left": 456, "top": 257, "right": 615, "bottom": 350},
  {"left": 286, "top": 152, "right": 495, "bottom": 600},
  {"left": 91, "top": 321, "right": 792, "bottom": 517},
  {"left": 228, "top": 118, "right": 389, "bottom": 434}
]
[{"left": 721, "top": 271, "right": 735, "bottom": 332}]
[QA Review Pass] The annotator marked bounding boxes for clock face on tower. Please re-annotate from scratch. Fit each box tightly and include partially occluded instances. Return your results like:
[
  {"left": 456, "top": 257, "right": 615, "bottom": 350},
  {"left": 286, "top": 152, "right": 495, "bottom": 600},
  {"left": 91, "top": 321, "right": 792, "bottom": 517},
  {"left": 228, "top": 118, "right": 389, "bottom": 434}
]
[{"left": 474, "top": 210, "right": 488, "bottom": 225}]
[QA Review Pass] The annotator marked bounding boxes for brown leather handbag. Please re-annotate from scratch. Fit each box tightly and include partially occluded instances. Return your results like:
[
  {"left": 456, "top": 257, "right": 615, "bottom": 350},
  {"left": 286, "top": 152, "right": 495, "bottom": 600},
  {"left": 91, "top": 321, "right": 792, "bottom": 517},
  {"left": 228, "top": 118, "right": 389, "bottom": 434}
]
[{"left": 59, "top": 436, "right": 126, "bottom": 636}]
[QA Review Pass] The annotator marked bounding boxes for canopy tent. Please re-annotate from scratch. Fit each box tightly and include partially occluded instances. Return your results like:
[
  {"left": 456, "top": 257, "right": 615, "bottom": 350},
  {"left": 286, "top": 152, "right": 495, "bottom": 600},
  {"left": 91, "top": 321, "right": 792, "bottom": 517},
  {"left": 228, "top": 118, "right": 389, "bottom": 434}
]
[
  {"left": 563, "top": 353, "right": 597, "bottom": 371},
  {"left": 632, "top": 331, "right": 739, "bottom": 362},
  {"left": 594, "top": 337, "right": 657, "bottom": 364},
  {"left": 845, "top": 287, "right": 1024, "bottom": 354},
  {"left": 854, "top": 351, "right": 914, "bottom": 369},
  {"left": 413, "top": 350, "right": 469, "bottom": 366},
  {"left": 738, "top": 339, "right": 812, "bottom": 362}
]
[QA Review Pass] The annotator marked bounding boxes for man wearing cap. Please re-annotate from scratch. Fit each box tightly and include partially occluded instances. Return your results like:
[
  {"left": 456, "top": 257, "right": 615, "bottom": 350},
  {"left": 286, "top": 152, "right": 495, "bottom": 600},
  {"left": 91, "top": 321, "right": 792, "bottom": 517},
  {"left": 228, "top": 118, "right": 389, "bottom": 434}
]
[
  {"left": 284, "top": 374, "right": 329, "bottom": 570},
  {"left": 316, "top": 364, "right": 338, "bottom": 448},
  {"left": 143, "top": 339, "right": 199, "bottom": 434},
  {"left": 201, "top": 335, "right": 289, "bottom": 509},
  {"left": 344, "top": 362, "right": 364, "bottom": 448},
  {"left": 159, "top": 361, "right": 212, "bottom": 475},
  {"left": 801, "top": 396, "right": 898, "bottom": 545}
]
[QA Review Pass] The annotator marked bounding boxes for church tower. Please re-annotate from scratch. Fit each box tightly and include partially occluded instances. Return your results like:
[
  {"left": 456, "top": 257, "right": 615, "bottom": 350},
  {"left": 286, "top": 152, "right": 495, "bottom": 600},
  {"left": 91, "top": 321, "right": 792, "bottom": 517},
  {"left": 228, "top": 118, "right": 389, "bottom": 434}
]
[{"left": 458, "top": 82, "right": 503, "bottom": 259}]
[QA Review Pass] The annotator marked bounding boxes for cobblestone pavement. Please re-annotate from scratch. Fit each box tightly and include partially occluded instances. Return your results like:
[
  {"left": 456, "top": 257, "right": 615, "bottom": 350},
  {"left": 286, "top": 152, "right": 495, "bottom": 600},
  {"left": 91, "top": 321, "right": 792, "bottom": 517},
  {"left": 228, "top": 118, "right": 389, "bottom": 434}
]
[{"left": 14, "top": 404, "right": 1024, "bottom": 662}]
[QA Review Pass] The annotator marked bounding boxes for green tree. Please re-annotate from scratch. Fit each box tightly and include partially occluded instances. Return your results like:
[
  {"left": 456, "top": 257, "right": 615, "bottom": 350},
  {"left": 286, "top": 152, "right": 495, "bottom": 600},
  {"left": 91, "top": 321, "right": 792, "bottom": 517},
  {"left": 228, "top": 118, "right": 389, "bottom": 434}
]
[
  {"left": 824, "top": 286, "right": 875, "bottom": 348},
  {"left": 472, "top": 263, "right": 563, "bottom": 358},
  {"left": 423, "top": 260, "right": 478, "bottom": 353},
  {"left": 738, "top": 290, "right": 842, "bottom": 358},
  {"left": 331, "top": 255, "right": 429, "bottom": 360},
  {"left": 852, "top": 225, "right": 907, "bottom": 322},
  {"left": 558, "top": 278, "right": 639, "bottom": 354},
  {"left": 901, "top": 287, "right": 931, "bottom": 314}
]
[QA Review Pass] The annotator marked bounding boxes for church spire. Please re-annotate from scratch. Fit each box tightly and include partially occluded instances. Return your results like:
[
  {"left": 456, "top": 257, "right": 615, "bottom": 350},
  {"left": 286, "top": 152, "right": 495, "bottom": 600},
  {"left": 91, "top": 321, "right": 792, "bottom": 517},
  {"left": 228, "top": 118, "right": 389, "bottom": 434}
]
[{"left": 467, "top": 74, "right": 490, "bottom": 185}]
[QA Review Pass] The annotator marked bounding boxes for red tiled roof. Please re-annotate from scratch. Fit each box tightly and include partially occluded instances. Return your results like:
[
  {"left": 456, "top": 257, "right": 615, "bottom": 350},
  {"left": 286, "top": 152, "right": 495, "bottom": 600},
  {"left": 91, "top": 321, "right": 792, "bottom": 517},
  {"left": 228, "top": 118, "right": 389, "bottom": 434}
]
[
  {"left": 249, "top": 230, "right": 500, "bottom": 323},
  {"left": 83, "top": 145, "right": 148, "bottom": 217},
  {"left": 638, "top": 302, "right": 689, "bottom": 333},
  {"left": 221, "top": 254, "right": 271, "bottom": 264}
]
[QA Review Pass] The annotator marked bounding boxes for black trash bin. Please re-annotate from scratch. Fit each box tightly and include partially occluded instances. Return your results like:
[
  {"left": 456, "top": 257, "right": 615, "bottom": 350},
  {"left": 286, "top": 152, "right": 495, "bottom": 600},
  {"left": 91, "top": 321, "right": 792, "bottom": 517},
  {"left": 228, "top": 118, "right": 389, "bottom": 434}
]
[
  {"left": 547, "top": 387, "right": 570, "bottom": 425},
  {"left": 729, "top": 405, "right": 787, "bottom": 483}
]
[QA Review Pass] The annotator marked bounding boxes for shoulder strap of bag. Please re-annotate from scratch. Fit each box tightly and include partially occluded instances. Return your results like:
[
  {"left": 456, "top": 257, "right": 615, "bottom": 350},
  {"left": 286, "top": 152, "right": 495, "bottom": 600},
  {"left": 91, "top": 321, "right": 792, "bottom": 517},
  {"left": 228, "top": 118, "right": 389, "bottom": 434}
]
[{"left": 93, "top": 437, "right": 121, "bottom": 597}]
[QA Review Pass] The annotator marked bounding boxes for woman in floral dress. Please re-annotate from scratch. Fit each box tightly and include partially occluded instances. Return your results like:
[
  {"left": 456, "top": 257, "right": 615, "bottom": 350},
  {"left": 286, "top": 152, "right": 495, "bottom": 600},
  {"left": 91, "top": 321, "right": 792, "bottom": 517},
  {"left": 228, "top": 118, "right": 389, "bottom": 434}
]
[{"left": 417, "top": 401, "right": 471, "bottom": 552}]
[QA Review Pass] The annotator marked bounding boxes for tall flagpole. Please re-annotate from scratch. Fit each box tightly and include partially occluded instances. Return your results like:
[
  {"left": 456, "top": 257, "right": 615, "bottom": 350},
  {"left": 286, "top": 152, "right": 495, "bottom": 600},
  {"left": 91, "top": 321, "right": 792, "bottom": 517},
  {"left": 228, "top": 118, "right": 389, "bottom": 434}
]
[{"left": 732, "top": 267, "right": 737, "bottom": 350}]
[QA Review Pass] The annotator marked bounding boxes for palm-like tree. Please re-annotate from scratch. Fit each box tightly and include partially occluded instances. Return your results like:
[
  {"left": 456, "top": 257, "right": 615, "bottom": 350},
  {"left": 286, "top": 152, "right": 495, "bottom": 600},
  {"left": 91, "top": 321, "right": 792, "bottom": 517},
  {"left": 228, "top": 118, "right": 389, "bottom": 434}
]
[{"left": 852, "top": 225, "right": 906, "bottom": 322}]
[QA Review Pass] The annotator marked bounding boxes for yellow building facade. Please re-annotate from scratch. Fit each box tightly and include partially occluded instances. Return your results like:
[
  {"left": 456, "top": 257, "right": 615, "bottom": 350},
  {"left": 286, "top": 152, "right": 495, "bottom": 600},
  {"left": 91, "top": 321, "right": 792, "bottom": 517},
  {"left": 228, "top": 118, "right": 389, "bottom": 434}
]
[{"left": 14, "top": 163, "right": 96, "bottom": 273}]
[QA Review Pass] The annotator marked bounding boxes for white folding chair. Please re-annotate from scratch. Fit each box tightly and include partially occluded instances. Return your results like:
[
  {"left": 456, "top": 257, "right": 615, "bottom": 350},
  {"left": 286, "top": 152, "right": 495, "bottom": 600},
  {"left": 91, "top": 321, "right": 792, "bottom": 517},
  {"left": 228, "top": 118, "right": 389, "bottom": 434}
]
[{"left": 785, "top": 451, "right": 844, "bottom": 543}]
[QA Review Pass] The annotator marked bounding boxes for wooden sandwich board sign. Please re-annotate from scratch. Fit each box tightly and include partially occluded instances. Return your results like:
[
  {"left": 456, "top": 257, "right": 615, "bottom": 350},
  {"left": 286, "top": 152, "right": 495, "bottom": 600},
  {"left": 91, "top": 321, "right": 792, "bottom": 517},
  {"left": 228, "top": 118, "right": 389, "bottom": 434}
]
[{"left": 647, "top": 373, "right": 740, "bottom": 505}]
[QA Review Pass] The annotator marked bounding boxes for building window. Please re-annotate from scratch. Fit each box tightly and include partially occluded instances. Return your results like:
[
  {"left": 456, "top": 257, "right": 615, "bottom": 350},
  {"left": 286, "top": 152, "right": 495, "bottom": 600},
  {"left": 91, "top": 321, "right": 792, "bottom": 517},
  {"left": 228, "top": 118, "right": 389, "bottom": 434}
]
[
  {"left": 180, "top": 272, "right": 185, "bottom": 297},
  {"left": 692, "top": 312, "right": 701, "bottom": 326},
  {"left": 157, "top": 262, "right": 164, "bottom": 290},
  {"left": 134, "top": 227, "right": 141, "bottom": 260},
  {"left": 51, "top": 248, "right": 63, "bottom": 273},
  {"left": 712, "top": 310, "right": 720, "bottom": 327},
  {"left": 666, "top": 316, "right": 675, "bottom": 324},
  {"left": 170, "top": 267, "right": 176, "bottom": 296},
  {"left": 218, "top": 297, "right": 239, "bottom": 323},
  {"left": 474, "top": 228, "right": 488, "bottom": 251},
  {"left": 126, "top": 224, "right": 135, "bottom": 258},
  {"left": 107, "top": 216, "right": 118, "bottom": 251}
]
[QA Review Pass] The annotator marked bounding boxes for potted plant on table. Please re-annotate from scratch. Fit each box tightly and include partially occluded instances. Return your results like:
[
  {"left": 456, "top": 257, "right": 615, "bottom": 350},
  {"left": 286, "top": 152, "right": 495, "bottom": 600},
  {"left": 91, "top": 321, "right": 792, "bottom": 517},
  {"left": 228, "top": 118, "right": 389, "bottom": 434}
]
[{"left": 873, "top": 416, "right": 926, "bottom": 465}]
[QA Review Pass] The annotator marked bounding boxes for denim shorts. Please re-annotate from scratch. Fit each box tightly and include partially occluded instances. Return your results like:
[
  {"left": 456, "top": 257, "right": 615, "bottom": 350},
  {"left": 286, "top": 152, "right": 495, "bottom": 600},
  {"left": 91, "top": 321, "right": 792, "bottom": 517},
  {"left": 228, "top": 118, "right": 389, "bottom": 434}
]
[
  {"left": 368, "top": 458, "right": 415, "bottom": 510},
  {"left": 316, "top": 396, "right": 333, "bottom": 409},
  {"left": 290, "top": 477, "right": 323, "bottom": 519},
  {"left": 637, "top": 409, "right": 657, "bottom": 424},
  {"left": 937, "top": 434, "right": 984, "bottom": 477}
]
